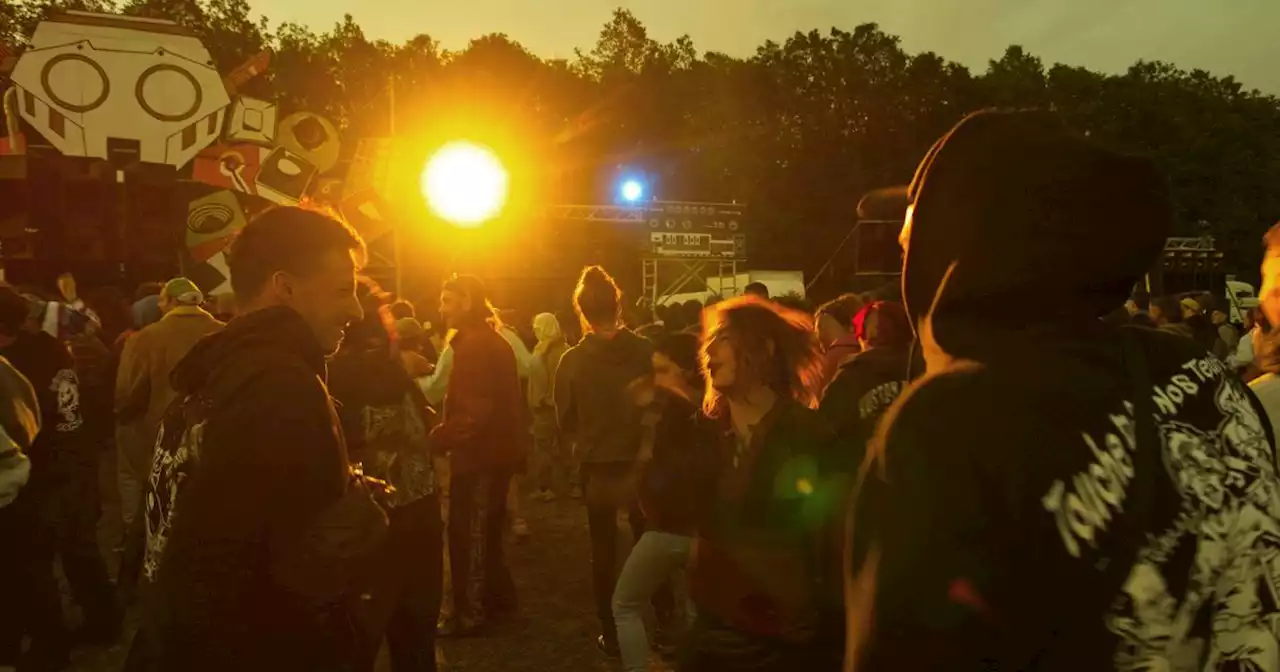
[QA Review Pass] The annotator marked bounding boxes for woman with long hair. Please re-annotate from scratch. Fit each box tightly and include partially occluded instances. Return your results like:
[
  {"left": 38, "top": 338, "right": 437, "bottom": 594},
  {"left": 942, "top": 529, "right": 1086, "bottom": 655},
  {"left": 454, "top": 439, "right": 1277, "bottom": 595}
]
[
  {"left": 683, "top": 296, "right": 846, "bottom": 671},
  {"left": 327, "top": 279, "right": 442, "bottom": 672}
]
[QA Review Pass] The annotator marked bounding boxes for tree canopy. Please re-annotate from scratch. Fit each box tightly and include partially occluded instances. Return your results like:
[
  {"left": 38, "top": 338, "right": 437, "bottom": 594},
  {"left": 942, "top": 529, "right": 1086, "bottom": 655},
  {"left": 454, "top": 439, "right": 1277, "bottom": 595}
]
[{"left": 2, "top": 1, "right": 1278, "bottom": 283}]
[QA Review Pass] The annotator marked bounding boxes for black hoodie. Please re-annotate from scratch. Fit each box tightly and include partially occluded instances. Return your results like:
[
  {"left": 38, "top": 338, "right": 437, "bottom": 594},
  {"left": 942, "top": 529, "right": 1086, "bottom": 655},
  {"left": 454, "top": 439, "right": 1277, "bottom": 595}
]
[
  {"left": 847, "top": 111, "right": 1280, "bottom": 671},
  {"left": 554, "top": 328, "right": 653, "bottom": 464},
  {"left": 143, "top": 306, "right": 386, "bottom": 672}
]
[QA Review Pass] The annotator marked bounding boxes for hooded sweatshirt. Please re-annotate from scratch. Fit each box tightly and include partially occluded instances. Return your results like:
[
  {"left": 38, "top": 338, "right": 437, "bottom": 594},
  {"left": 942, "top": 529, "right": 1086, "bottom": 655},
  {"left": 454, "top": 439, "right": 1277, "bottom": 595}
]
[
  {"left": 847, "top": 110, "right": 1280, "bottom": 671},
  {"left": 0, "top": 355, "right": 38, "bottom": 507},
  {"left": 1, "top": 329, "right": 89, "bottom": 492},
  {"left": 142, "top": 306, "right": 386, "bottom": 672},
  {"left": 528, "top": 313, "right": 567, "bottom": 412},
  {"left": 554, "top": 328, "right": 653, "bottom": 464}
]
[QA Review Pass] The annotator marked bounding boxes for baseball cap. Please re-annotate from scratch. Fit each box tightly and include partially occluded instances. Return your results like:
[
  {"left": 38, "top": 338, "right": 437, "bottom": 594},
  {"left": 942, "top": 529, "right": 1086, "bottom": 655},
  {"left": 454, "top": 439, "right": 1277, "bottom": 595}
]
[
  {"left": 395, "top": 317, "right": 426, "bottom": 341},
  {"left": 162, "top": 277, "right": 204, "bottom": 306}
]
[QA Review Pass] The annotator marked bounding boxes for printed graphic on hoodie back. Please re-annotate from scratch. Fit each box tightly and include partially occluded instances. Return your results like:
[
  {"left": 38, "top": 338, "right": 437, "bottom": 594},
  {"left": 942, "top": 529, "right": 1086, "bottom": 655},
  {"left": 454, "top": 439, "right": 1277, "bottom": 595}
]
[
  {"left": 143, "top": 417, "right": 207, "bottom": 581},
  {"left": 1043, "top": 354, "right": 1280, "bottom": 670}
]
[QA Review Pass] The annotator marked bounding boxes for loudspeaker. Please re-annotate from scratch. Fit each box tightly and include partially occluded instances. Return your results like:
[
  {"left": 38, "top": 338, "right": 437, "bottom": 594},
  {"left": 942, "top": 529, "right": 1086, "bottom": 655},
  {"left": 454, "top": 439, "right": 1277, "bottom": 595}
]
[
  {"left": 0, "top": 154, "right": 34, "bottom": 259},
  {"left": 59, "top": 158, "right": 117, "bottom": 262},
  {"left": 121, "top": 163, "right": 182, "bottom": 264}
]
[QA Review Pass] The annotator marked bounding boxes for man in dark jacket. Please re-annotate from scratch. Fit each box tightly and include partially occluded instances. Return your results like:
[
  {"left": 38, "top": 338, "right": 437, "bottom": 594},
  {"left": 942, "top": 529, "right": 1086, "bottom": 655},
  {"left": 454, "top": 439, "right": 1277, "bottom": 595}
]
[
  {"left": 430, "top": 274, "right": 524, "bottom": 636},
  {"left": 138, "top": 207, "right": 384, "bottom": 672},
  {"left": 555, "top": 266, "right": 663, "bottom": 656},
  {"left": 0, "top": 286, "right": 120, "bottom": 665},
  {"left": 846, "top": 110, "right": 1280, "bottom": 671}
]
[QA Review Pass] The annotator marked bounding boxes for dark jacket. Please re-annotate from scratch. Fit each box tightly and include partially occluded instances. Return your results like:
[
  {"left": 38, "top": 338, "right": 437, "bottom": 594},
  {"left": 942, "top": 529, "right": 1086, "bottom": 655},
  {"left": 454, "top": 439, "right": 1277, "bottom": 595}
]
[
  {"left": 849, "top": 111, "right": 1280, "bottom": 670},
  {"left": 554, "top": 329, "right": 653, "bottom": 464},
  {"left": 143, "top": 307, "right": 387, "bottom": 672},
  {"left": 817, "top": 344, "right": 910, "bottom": 469},
  {"left": 688, "top": 399, "right": 844, "bottom": 647},
  {"left": 637, "top": 390, "right": 717, "bottom": 534},
  {"left": 428, "top": 322, "right": 525, "bottom": 476},
  {"left": 329, "top": 344, "right": 436, "bottom": 508},
  {"left": 1, "top": 330, "right": 88, "bottom": 491}
]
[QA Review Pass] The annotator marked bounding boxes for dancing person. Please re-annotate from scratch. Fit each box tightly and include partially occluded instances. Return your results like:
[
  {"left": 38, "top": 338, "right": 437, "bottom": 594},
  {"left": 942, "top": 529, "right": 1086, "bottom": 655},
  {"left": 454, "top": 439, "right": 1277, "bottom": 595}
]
[
  {"left": 613, "top": 331, "right": 717, "bottom": 672},
  {"left": 329, "top": 279, "right": 442, "bottom": 672},
  {"left": 683, "top": 295, "right": 845, "bottom": 671},
  {"left": 431, "top": 274, "right": 525, "bottom": 636},
  {"left": 845, "top": 109, "right": 1280, "bottom": 670},
  {"left": 138, "top": 207, "right": 387, "bottom": 672}
]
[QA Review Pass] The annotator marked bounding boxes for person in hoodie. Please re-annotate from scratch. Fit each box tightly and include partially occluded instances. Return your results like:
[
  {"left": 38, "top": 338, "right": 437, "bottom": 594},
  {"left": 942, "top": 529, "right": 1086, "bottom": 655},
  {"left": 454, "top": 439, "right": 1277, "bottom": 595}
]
[
  {"left": 2, "top": 287, "right": 121, "bottom": 650},
  {"left": 528, "top": 312, "right": 569, "bottom": 502},
  {"left": 845, "top": 109, "right": 1280, "bottom": 671},
  {"left": 0, "top": 353, "right": 44, "bottom": 671},
  {"left": 138, "top": 206, "right": 386, "bottom": 672},
  {"left": 329, "top": 279, "right": 441, "bottom": 672},
  {"left": 555, "top": 265, "right": 667, "bottom": 657},
  {"left": 817, "top": 300, "right": 912, "bottom": 466},
  {"left": 430, "top": 274, "right": 524, "bottom": 636},
  {"left": 685, "top": 295, "right": 845, "bottom": 671}
]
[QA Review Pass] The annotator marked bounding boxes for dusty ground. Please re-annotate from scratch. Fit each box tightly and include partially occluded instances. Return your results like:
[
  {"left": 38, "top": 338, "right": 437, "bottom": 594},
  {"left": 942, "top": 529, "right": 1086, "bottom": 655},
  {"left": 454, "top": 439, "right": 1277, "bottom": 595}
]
[{"left": 68, "top": 476, "right": 673, "bottom": 672}]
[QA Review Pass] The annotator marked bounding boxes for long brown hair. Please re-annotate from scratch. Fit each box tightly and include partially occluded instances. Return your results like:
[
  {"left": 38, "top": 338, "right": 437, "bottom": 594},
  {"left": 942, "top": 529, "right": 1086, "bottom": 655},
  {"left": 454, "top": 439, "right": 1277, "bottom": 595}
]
[{"left": 700, "top": 296, "right": 825, "bottom": 416}]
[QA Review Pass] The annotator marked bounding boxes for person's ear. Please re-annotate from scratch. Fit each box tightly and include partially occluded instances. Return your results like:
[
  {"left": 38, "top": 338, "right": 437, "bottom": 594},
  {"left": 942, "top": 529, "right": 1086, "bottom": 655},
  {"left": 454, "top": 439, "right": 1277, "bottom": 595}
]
[{"left": 268, "top": 270, "right": 295, "bottom": 302}]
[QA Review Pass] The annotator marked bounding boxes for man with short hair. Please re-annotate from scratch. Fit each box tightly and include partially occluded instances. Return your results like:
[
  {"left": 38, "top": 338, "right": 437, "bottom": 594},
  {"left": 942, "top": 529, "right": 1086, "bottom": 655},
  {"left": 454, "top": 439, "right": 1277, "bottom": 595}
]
[
  {"left": 139, "top": 207, "right": 385, "bottom": 672},
  {"left": 846, "top": 110, "right": 1280, "bottom": 670},
  {"left": 743, "top": 282, "right": 769, "bottom": 299}
]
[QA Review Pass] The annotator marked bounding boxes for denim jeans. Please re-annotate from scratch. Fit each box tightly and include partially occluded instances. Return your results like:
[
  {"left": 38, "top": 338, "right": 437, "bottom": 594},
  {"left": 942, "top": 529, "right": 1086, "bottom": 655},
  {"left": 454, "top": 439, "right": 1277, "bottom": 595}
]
[{"left": 613, "top": 531, "right": 693, "bottom": 672}]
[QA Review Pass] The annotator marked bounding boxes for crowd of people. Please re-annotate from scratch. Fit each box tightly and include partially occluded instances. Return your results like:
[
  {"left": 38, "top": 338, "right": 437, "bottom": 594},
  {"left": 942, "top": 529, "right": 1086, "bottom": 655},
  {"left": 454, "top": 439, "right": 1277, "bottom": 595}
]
[{"left": 4, "top": 108, "right": 1280, "bottom": 672}]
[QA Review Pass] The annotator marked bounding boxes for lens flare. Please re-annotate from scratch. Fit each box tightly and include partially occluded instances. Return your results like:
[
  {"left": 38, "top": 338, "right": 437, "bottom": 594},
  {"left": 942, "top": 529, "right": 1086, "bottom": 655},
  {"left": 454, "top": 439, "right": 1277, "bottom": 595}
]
[{"left": 421, "top": 141, "right": 509, "bottom": 227}]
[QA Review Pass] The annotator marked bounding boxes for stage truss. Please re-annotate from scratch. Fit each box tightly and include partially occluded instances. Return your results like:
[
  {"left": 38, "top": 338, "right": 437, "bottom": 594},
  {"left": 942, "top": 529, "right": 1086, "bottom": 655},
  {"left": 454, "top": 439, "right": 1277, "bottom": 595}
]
[{"left": 546, "top": 202, "right": 747, "bottom": 305}]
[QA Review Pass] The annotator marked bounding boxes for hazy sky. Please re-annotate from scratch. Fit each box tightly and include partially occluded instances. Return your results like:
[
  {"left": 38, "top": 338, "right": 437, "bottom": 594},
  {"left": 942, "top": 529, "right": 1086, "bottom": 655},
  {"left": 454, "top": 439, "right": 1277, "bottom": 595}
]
[{"left": 249, "top": 0, "right": 1280, "bottom": 94}]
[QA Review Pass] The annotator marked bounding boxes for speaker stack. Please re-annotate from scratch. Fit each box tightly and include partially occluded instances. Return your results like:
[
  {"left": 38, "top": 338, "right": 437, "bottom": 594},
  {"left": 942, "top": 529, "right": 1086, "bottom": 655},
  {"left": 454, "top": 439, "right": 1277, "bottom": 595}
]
[{"left": 0, "top": 152, "right": 183, "bottom": 265}]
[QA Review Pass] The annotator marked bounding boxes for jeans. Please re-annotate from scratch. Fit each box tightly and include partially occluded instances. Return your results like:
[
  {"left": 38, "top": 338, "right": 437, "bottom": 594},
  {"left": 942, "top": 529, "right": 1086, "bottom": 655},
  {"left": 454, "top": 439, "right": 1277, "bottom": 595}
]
[
  {"left": 613, "top": 531, "right": 693, "bottom": 672},
  {"left": 447, "top": 469, "right": 516, "bottom": 623},
  {"left": 52, "top": 454, "right": 121, "bottom": 635},
  {"left": 530, "top": 410, "right": 567, "bottom": 495},
  {"left": 582, "top": 463, "right": 674, "bottom": 647}
]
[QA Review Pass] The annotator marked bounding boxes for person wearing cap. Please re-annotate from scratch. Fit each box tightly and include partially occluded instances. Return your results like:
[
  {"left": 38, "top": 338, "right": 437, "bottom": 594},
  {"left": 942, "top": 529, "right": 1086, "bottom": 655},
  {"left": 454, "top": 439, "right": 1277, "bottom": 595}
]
[
  {"left": 114, "top": 277, "right": 224, "bottom": 555},
  {"left": 845, "top": 110, "right": 1280, "bottom": 670}
]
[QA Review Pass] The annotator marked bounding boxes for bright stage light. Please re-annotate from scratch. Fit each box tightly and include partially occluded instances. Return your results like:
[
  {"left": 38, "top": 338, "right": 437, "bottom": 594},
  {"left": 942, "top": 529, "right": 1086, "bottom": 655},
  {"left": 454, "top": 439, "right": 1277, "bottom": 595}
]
[
  {"left": 421, "top": 141, "right": 509, "bottom": 226},
  {"left": 619, "top": 179, "right": 644, "bottom": 203}
]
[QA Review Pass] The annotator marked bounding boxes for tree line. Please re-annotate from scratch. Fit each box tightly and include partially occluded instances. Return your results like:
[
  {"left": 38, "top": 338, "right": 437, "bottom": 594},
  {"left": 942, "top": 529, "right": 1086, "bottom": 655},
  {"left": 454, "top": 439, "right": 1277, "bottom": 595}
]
[{"left": 2, "top": 0, "right": 1278, "bottom": 285}]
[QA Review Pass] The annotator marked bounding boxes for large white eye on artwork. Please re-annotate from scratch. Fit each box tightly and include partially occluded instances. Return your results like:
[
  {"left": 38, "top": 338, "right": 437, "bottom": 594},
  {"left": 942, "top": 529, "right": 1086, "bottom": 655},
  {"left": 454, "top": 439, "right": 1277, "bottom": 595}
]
[
  {"left": 135, "top": 63, "right": 202, "bottom": 123},
  {"left": 41, "top": 53, "right": 110, "bottom": 113}
]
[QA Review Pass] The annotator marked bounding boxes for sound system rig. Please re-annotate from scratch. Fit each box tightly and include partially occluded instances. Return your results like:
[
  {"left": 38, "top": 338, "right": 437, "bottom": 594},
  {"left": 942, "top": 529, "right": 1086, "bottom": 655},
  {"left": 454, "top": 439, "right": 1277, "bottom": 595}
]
[{"left": 0, "top": 150, "right": 186, "bottom": 265}]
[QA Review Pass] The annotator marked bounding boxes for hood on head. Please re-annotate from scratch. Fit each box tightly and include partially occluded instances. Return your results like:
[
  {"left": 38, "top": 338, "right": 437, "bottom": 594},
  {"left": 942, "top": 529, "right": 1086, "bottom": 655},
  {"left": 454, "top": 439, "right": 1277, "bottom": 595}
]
[
  {"left": 533, "top": 312, "right": 562, "bottom": 344},
  {"left": 898, "top": 109, "right": 1173, "bottom": 358},
  {"left": 170, "top": 306, "right": 326, "bottom": 396}
]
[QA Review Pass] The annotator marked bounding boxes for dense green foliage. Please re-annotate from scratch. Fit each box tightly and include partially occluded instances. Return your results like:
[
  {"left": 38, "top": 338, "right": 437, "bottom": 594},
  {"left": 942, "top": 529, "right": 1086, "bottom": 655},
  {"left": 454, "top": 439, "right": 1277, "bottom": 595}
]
[{"left": 3, "top": 1, "right": 1277, "bottom": 280}]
